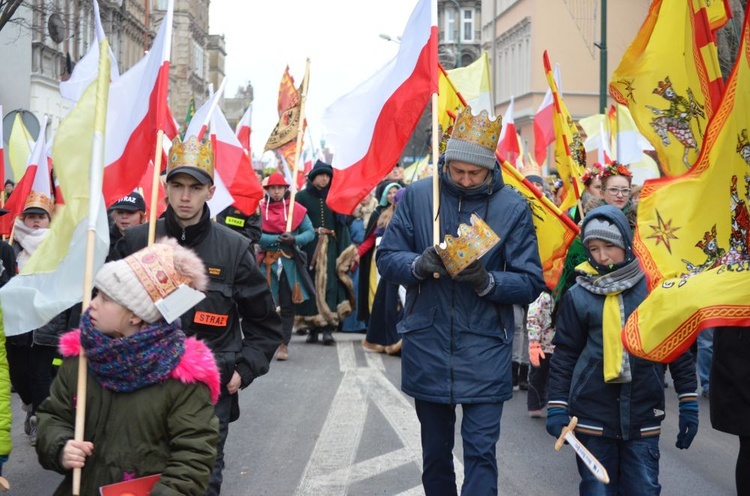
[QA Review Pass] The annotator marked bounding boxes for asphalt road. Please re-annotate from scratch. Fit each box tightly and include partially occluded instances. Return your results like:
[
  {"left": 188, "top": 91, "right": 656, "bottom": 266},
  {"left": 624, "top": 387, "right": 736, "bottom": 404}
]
[{"left": 2, "top": 332, "right": 737, "bottom": 495}]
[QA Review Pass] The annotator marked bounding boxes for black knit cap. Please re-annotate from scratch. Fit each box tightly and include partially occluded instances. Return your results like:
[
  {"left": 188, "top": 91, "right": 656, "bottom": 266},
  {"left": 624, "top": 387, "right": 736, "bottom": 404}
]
[{"left": 308, "top": 160, "right": 333, "bottom": 181}]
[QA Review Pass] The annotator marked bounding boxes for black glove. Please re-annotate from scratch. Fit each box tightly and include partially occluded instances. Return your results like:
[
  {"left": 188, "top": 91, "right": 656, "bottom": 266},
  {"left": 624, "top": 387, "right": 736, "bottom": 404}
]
[
  {"left": 453, "top": 259, "right": 491, "bottom": 292},
  {"left": 413, "top": 246, "right": 449, "bottom": 279},
  {"left": 278, "top": 232, "right": 296, "bottom": 245}
]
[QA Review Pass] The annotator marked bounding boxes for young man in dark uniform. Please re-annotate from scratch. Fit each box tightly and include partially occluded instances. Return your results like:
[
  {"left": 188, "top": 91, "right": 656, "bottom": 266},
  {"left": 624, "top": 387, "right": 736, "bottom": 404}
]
[{"left": 114, "top": 136, "right": 283, "bottom": 495}]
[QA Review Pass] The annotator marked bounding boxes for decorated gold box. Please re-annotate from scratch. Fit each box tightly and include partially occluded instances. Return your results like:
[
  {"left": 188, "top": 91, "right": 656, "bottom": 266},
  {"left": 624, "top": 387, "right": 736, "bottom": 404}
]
[{"left": 436, "top": 213, "right": 500, "bottom": 277}]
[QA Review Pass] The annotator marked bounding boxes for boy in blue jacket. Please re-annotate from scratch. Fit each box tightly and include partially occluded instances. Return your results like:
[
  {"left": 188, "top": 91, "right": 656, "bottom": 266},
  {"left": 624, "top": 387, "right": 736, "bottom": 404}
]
[{"left": 546, "top": 205, "right": 698, "bottom": 495}]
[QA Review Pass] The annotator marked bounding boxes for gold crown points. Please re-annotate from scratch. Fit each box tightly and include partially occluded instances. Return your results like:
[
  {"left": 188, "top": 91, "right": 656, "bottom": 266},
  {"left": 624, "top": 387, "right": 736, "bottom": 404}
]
[
  {"left": 24, "top": 190, "right": 54, "bottom": 213},
  {"left": 168, "top": 136, "right": 214, "bottom": 178},
  {"left": 436, "top": 213, "right": 501, "bottom": 277},
  {"left": 450, "top": 106, "right": 503, "bottom": 153}
]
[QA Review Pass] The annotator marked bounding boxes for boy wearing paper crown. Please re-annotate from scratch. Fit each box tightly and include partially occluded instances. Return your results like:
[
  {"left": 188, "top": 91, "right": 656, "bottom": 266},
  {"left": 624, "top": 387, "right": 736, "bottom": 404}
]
[
  {"left": 36, "top": 240, "right": 220, "bottom": 495},
  {"left": 546, "top": 205, "right": 697, "bottom": 495},
  {"left": 257, "top": 172, "right": 315, "bottom": 361},
  {"left": 376, "top": 107, "right": 545, "bottom": 495},
  {"left": 113, "top": 136, "right": 283, "bottom": 495}
]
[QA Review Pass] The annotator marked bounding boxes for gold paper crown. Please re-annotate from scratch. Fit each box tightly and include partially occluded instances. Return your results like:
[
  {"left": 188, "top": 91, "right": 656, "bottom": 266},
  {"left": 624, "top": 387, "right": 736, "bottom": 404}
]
[
  {"left": 435, "top": 214, "right": 501, "bottom": 277},
  {"left": 520, "top": 161, "right": 542, "bottom": 178},
  {"left": 653, "top": 77, "right": 672, "bottom": 96},
  {"left": 167, "top": 136, "right": 214, "bottom": 180},
  {"left": 23, "top": 190, "right": 54, "bottom": 215},
  {"left": 450, "top": 106, "right": 503, "bottom": 152},
  {"left": 124, "top": 242, "right": 192, "bottom": 303}
]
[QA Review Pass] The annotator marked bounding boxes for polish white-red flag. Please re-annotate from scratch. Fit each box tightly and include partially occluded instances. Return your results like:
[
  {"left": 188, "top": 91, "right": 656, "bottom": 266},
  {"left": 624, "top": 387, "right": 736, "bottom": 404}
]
[
  {"left": 496, "top": 96, "right": 519, "bottom": 165},
  {"left": 3, "top": 117, "right": 51, "bottom": 234},
  {"left": 323, "top": 0, "right": 437, "bottom": 214},
  {"left": 59, "top": 0, "right": 119, "bottom": 102},
  {"left": 211, "top": 106, "right": 263, "bottom": 215},
  {"left": 533, "top": 63, "right": 561, "bottom": 166},
  {"left": 235, "top": 103, "right": 252, "bottom": 157},
  {"left": 101, "top": 0, "right": 177, "bottom": 205},
  {"left": 139, "top": 160, "right": 166, "bottom": 219}
]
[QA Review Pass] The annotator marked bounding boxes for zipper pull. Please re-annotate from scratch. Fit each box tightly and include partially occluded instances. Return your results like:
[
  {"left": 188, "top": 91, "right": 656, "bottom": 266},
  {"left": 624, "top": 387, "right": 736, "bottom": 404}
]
[{"left": 181, "top": 228, "right": 186, "bottom": 241}]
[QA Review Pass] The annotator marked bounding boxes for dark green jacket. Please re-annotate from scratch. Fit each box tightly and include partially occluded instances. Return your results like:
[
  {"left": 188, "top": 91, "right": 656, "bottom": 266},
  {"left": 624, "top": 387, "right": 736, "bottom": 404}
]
[{"left": 36, "top": 333, "right": 220, "bottom": 496}]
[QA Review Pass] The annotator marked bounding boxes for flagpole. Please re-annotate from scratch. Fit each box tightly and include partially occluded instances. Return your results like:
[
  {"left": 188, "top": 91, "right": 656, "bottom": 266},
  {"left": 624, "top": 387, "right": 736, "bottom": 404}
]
[
  {"left": 431, "top": 92, "right": 440, "bottom": 247},
  {"left": 147, "top": 130, "right": 165, "bottom": 245},
  {"left": 73, "top": 37, "right": 111, "bottom": 496},
  {"left": 286, "top": 58, "right": 310, "bottom": 232}
]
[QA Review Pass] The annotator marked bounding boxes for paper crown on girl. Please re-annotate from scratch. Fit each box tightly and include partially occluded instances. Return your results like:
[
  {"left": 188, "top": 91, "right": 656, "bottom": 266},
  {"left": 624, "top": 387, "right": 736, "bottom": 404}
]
[
  {"left": 167, "top": 136, "right": 214, "bottom": 183},
  {"left": 94, "top": 239, "right": 208, "bottom": 324},
  {"left": 23, "top": 191, "right": 54, "bottom": 216},
  {"left": 436, "top": 213, "right": 501, "bottom": 277}
]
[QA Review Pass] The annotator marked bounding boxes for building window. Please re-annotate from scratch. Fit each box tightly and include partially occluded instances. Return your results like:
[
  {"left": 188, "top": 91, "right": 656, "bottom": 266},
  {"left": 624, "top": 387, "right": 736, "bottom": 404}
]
[
  {"left": 461, "top": 9, "right": 474, "bottom": 42},
  {"left": 445, "top": 9, "right": 456, "bottom": 42},
  {"left": 495, "top": 18, "right": 531, "bottom": 102},
  {"left": 193, "top": 41, "right": 204, "bottom": 77}
]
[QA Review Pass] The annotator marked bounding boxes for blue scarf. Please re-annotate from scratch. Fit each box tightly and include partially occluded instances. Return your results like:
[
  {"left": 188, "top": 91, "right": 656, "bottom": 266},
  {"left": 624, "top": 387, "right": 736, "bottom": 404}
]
[{"left": 80, "top": 310, "right": 186, "bottom": 393}]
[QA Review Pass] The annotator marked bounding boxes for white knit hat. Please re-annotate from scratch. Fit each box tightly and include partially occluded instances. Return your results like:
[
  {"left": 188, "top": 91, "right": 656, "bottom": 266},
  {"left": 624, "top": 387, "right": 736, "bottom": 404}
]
[{"left": 94, "top": 239, "right": 208, "bottom": 323}]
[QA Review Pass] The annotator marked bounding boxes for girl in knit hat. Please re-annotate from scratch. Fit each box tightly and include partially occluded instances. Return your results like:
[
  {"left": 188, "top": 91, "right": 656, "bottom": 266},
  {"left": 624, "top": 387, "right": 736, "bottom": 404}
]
[{"left": 36, "top": 239, "right": 220, "bottom": 496}]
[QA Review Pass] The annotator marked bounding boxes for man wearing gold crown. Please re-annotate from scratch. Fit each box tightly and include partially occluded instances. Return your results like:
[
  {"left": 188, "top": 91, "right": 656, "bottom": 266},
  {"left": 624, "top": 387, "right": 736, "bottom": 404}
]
[
  {"left": 377, "top": 107, "right": 545, "bottom": 495},
  {"left": 114, "top": 136, "right": 283, "bottom": 495}
]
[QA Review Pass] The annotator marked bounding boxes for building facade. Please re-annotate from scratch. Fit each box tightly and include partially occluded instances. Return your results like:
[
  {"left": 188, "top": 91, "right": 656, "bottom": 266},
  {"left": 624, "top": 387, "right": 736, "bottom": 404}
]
[
  {"left": 481, "top": 0, "right": 650, "bottom": 168},
  {"left": 438, "top": 0, "right": 483, "bottom": 68}
]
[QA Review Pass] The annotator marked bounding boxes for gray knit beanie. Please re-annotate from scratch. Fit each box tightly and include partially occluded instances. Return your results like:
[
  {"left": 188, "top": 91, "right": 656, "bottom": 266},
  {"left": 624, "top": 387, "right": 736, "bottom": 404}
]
[
  {"left": 582, "top": 218, "right": 625, "bottom": 249},
  {"left": 444, "top": 140, "right": 497, "bottom": 170}
]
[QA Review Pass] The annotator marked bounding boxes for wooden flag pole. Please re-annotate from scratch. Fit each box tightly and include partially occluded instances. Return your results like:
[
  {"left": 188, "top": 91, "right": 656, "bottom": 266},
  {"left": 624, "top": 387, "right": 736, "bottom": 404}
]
[
  {"left": 147, "top": 129, "right": 165, "bottom": 245},
  {"left": 286, "top": 58, "right": 311, "bottom": 232},
  {"left": 73, "top": 36, "right": 112, "bottom": 494},
  {"left": 432, "top": 92, "right": 440, "bottom": 280}
]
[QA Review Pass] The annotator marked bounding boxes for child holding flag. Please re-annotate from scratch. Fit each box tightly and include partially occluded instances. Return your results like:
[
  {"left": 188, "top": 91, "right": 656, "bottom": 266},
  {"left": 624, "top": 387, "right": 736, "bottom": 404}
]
[{"left": 35, "top": 240, "right": 220, "bottom": 495}]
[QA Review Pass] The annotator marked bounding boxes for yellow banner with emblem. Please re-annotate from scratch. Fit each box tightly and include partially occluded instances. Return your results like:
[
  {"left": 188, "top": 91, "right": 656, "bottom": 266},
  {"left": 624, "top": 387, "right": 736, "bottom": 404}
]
[{"left": 623, "top": 7, "right": 750, "bottom": 363}]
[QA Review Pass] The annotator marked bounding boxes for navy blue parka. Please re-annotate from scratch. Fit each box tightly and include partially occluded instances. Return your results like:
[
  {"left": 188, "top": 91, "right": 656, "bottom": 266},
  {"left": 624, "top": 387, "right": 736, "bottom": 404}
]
[{"left": 376, "top": 161, "right": 545, "bottom": 404}]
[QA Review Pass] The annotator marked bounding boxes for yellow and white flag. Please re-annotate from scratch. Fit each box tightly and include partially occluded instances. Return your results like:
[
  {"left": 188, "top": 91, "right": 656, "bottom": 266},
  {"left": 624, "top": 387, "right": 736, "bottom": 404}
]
[{"left": 0, "top": 38, "right": 111, "bottom": 334}]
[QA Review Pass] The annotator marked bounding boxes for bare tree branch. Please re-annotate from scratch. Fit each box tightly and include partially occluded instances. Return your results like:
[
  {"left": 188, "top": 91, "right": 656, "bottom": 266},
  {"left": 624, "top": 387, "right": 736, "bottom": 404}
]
[{"left": 0, "top": 0, "right": 25, "bottom": 33}]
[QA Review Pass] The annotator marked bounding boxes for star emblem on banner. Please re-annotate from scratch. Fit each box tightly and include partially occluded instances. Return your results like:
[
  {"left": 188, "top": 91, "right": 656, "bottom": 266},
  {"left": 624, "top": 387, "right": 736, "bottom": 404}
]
[{"left": 647, "top": 210, "right": 681, "bottom": 253}]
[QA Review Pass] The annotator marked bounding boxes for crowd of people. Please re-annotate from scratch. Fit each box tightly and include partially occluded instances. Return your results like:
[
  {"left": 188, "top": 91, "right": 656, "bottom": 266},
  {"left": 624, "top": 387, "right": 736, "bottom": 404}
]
[{"left": 0, "top": 109, "right": 744, "bottom": 495}]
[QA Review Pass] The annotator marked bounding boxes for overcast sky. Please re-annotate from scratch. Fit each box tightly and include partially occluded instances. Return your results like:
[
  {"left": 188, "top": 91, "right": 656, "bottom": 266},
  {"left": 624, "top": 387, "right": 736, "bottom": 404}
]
[{"left": 208, "top": 0, "right": 418, "bottom": 161}]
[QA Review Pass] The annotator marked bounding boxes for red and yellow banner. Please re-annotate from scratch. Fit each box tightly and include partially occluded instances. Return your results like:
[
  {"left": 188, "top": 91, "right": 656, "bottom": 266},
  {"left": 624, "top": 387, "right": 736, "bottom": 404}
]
[
  {"left": 544, "top": 51, "right": 585, "bottom": 211},
  {"left": 500, "top": 159, "right": 579, "bottom": 290},
  {"left": 623, "top": 7, "right": 750, "bottom": 363},
  {"left": 610, "top": 0, "right": 724, "bottom": 177}
]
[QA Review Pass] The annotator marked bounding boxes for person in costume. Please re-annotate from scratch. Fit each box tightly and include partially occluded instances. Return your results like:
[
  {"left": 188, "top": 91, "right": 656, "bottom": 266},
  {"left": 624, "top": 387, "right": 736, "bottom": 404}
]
[
  {"left": 361, "top": 183, "right": 404, "bottom": 354},
  {"left": 114, "top": 136, "right": 282, "bottom": 495},
  {"left": 258, "top": 173, "right": 315, "bottom": 361},
  {"left": 341, "top": 194, "right": 378, "bottom": 333},
  {"left": 546, "top": 206, "right": 698, "bottom": 495},
  {"left": 107, "top": 192, "right": 146, "bottom": 261},
  {"left": 293, "top": 160, "right": 356, "bottom": 345},
  {"left": 568, "top": 163, "right": 604, "bottom": 225},
  {"left": 376, "top": 106, "right": 545, "bottom": 495},
  {"left": 36, "top": 240, "right": 220, "bottom": 495},
  {"left": 7, "top": 192, "right": 76, "bottom": 447}
]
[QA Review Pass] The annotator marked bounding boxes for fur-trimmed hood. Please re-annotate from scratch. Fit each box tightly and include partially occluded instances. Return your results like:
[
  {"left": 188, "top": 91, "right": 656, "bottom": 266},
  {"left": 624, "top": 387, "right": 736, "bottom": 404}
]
[{"left": 59, "top": 330, "right": 221, "bottom": 404}]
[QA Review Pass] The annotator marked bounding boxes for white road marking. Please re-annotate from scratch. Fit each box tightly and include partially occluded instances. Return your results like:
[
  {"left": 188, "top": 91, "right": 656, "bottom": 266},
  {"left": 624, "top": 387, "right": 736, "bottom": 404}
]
[{"left": 295, "top": 340, "right": 465, "bottom": 495}]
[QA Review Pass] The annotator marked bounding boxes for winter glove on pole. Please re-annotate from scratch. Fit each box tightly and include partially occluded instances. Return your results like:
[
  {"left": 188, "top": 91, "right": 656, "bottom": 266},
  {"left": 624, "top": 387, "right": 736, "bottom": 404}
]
[
  {"left": 546, "top": 408, "right": 570, "bottom": 439},
  {"left": 675, "top": 400, "right": 699, "bottom": 449},
  {"left": 412, "top": 246, "right": 449, "bottom": 279},
  {"left": 529, "top": 341, "right": 546, "bottom": 367}
]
